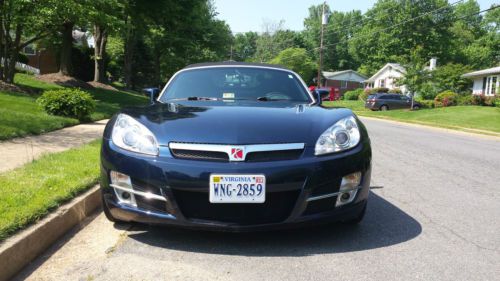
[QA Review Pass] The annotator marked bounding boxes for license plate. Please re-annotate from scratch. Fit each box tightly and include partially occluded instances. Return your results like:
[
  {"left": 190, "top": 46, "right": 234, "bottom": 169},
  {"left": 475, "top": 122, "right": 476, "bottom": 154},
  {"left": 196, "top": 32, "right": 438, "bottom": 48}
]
[{"left": 209, "top": 174, "right": 266, "bottom": 203}]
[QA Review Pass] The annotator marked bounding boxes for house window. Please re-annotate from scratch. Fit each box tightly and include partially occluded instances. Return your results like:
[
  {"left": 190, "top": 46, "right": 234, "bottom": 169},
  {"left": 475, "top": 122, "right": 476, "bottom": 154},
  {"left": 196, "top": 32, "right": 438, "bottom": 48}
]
[
  {"left": 341, "top": 80, "right": 348, "bottom": 89},
  {"left": 485, "top": 75, "right": 499, "bottom": 96},
  {"left": 379, "top": 79, "right": 385, "bottom": 88},
  {"left": 22, "top": 45, "right": 36, "bottom": 55}
]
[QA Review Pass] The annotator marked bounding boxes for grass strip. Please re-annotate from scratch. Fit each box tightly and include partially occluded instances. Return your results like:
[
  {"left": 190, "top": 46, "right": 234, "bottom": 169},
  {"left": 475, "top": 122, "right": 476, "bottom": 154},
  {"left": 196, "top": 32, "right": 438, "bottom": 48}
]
[{"left": 0, "top": 140, "right": 101, "bottom": 242}]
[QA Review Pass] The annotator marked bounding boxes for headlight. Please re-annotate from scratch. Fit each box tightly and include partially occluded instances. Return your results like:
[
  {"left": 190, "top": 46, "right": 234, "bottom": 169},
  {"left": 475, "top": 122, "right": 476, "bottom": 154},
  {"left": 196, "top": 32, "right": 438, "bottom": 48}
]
[
  {"left": 111, "top": 114, "right": 159, "bottom": 156},
  {"left": 315, "top": 116, "right": 361, "bottom": 155}
]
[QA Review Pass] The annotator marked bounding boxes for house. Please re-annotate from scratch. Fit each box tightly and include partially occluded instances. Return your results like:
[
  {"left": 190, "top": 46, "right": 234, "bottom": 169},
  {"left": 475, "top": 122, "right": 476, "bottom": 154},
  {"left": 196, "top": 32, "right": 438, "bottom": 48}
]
[
  {"left": 21, "top": 29, "right": 94, "bottom": 75},
  {"left": 462, "top": 66, "right": 500, "bottom": 96},
  {"left": 321, "top": 70, "right": 367, "bottom": 95},
  {"left": 364, "top": 63, "right": 407, "bottom": 93}
]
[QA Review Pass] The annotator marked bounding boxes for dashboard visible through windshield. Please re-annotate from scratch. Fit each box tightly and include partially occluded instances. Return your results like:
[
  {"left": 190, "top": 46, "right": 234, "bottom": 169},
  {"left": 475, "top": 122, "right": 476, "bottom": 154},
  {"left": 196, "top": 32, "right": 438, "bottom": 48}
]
[{"left": 159, "top": 67, "right": 312, "bottom": 103}]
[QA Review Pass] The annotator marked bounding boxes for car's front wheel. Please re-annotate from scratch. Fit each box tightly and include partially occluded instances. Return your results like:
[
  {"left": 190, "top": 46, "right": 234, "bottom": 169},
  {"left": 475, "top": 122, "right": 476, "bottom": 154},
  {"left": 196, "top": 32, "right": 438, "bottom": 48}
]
[
  {"left": 412, "top": 105, "right": 421, "bottom": 110},
  {"left": 380, "top": 105, "right": 389, "bottom": 111}
]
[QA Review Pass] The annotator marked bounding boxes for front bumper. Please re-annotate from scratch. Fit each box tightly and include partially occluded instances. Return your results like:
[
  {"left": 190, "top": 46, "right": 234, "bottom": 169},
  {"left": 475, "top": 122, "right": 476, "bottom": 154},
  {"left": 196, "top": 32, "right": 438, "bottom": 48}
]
[{"left": 101, "top": 138, "right": 372, "bottom": 231}]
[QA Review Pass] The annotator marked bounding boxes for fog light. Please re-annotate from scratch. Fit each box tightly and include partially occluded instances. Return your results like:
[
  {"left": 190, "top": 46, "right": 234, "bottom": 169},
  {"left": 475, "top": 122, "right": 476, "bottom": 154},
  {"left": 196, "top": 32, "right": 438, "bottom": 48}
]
[
  {"left": 336, "top": 172, "right": 362, "bottom": 207},
  {"left": 110, "top": 171, "right": 136, "bottom": 207}
]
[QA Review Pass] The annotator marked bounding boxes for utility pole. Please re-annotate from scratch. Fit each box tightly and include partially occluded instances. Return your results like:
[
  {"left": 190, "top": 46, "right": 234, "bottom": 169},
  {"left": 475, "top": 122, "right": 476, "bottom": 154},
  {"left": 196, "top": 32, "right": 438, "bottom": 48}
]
[{"left": 317, "top": 1, "right": 327, "bottom": 88}]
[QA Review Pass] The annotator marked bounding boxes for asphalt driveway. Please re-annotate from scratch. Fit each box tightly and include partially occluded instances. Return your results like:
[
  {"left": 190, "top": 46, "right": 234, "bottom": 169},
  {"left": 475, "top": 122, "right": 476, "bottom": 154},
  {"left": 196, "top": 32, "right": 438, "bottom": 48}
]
[{"left": 16, "top": 117, "right": 500, "bottom": 281}]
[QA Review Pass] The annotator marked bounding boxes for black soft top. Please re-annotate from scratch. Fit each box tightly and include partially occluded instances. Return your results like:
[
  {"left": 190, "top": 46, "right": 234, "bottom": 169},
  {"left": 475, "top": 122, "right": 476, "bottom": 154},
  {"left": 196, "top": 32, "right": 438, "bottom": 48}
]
[{"left": 183, "top": 61, "right": 290, "bottom": 71}]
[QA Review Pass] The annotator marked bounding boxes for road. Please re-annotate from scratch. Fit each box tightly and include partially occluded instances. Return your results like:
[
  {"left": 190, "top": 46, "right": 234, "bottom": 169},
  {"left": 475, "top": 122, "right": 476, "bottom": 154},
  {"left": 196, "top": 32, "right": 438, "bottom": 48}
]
[{"left": 16, "top": 118, "right": 500, "bottom": 281}]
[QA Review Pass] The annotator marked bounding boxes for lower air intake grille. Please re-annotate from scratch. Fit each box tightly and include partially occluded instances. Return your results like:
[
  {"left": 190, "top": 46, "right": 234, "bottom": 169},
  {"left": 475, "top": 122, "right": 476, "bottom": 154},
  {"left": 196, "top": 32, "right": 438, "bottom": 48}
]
[{"left": 172, "top": 189, "right": 300, "bottom": 225}]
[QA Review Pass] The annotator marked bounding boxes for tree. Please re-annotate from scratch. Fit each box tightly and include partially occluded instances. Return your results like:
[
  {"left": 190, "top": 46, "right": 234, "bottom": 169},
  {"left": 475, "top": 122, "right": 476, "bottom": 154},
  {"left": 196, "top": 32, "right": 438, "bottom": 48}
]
[
  {"left": 89, "top": 0, "right": 124, "bottom": 83},
  {"left": 0, "top": 0, "right": 51, "bottom": 83},
  {"left": 232, "top": 32, "right": 258, "bottom": 61},
  {"left": 349, "top": 0, "right": 454, "bottom": 75},
  {"left": 38, "top": 0, "right": 89, "bottom": 76},
  {"left": 270, "top": 48, "right": 316, "bottom": 83}
]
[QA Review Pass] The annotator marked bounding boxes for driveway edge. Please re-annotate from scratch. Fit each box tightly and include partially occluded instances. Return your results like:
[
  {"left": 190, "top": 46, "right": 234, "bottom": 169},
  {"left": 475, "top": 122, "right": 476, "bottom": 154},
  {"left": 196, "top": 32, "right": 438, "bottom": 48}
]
[{"left": 0, "top": 185, "right": 101, "bottom": 281}]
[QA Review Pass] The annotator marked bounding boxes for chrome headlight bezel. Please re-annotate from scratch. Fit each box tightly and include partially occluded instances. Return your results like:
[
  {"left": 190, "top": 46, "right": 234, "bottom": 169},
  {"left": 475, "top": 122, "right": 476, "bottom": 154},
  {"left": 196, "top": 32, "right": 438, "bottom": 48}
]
[
  {"left": 315, "top": 116, "right": 361, "bottom": 155},
  {"left": 111, "top": 114, "right": 159, "bottom": 156}
]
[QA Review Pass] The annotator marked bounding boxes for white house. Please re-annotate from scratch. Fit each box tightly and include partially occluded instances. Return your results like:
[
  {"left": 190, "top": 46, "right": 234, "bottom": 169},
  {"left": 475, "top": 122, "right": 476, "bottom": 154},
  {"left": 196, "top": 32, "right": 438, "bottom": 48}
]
[
  {"left": 364, "top": 63, "right": 407, "bottom": 93},
  {"left": 462, "top": 66, "right": 500, "bottom": 96}
]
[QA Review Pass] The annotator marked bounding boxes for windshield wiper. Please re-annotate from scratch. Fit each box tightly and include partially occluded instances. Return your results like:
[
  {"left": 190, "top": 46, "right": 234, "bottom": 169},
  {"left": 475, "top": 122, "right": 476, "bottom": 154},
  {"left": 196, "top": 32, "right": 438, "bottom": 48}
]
[
  {"left": 257, "top": 96, "right": 288, "bottom": 102},
  {"left": 167, "top": 96, "right": 221, "bottom": 101}
]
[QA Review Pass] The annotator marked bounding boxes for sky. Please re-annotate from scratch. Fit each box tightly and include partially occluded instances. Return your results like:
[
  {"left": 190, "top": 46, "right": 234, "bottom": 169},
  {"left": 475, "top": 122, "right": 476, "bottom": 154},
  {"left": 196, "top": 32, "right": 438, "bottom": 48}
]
[{"left": 213, "top": 0, "right": 499, "bottom": 33}]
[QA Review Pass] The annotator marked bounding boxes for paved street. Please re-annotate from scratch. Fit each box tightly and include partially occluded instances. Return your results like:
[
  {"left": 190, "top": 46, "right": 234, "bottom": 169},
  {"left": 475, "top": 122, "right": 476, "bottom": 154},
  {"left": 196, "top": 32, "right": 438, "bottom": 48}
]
[{"left": 16, "top": 118, "right": 500, "bottom": 281}]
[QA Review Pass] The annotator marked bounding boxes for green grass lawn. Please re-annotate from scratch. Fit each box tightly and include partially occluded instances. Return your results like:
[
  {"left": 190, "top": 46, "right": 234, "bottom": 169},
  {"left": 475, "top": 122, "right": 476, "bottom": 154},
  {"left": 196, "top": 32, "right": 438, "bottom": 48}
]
[
  {"left": 324, "top": 100, "right": 500, "bottom": 134},
  {"left": 0, "top": 73, "right": 147, "bottom": 140},
  {"left": 0, "top": 140, "right": 100, "bottom": 242}
]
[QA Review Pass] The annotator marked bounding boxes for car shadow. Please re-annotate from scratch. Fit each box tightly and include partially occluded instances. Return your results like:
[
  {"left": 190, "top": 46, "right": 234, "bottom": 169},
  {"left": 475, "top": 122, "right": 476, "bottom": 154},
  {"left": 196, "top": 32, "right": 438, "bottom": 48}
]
[{"left": 127, "top": 193, "right": 422, "bottom": 256}]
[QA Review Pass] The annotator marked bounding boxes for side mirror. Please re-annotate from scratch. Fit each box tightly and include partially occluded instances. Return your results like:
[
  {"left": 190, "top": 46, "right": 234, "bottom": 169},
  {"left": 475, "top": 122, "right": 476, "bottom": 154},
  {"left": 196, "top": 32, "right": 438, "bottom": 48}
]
[
  {"left": 142, "top": 88, "right": 160, "bottom": 104},
  {"left": 312, "top": 90, "right": 329, "bottom": 105}
]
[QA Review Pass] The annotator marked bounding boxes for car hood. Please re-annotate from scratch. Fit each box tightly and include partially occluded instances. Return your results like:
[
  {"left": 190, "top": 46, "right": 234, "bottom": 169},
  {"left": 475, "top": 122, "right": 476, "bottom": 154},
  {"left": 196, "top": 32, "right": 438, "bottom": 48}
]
[{"left": 112, "top": 101, "right": 355, "bottom": 146}]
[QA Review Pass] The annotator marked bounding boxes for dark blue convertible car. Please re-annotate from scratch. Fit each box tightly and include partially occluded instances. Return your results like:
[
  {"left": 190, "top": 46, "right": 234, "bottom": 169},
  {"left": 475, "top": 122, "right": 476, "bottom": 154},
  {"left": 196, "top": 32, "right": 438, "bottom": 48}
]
[{"left": 100, "top": 62, "right": 372, "bottom": 231}]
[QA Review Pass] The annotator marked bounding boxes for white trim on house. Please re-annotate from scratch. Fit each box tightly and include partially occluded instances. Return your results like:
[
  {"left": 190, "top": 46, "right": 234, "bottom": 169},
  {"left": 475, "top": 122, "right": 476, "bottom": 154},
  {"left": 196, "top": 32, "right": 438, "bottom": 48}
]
[
  {"left": 364, "top": 63, "right": 407, "bottom": 93},
  {"left": 322, "top": 70, "right": 367, "bottom": 82},
  {"left": 462, "top": 67, "right": 500, "bottom": 96}
]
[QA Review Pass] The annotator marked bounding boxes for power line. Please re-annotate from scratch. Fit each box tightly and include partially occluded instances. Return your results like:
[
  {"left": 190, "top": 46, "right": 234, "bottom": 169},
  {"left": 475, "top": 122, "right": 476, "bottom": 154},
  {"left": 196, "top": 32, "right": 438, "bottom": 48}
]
[
  {"left": 230, "top": 4, "right": 499, "bottom": 64},
  {"left": 319, "top": 0, "right": 465, "bottom": 40},
  {"left": 319, "top": 4, "right": 498, "bottom": 52}
]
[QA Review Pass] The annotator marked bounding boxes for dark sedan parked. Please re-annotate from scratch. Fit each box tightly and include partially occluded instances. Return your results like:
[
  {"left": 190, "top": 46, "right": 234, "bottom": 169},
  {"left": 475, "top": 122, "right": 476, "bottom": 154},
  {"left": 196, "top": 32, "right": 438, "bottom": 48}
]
[
  {"left": 365, "top": 93, "right": 421, "bottom": 111},
  {"left": 100, "top": 62, "right": 372, "bottom": 231}
]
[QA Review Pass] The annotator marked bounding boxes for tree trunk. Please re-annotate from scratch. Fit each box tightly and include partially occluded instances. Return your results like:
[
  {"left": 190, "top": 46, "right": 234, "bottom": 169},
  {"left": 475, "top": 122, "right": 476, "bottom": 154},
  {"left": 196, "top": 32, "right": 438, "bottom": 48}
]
[
  {"left": 123, "top": 15, "right": 136, "bottom": 89},
  {"left": 93, "top": 24, "right": 108, "bottom": 83},
  {"left": 59, "top": 21, "right": 74, "bottom": 76},
  {"left": 4, "top": 25, "right": 22, "bottom": 83},
  {"left": 0, "top": 0, "right": 4, "bottom": 81}
]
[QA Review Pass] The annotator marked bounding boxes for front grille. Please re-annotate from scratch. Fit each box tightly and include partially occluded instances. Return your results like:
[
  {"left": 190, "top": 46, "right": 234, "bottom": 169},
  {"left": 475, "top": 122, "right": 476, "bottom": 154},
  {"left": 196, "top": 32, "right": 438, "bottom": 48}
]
[
  {"left": 172, "top": 189, "right": 300, "bottom": 225},
  {"left": 303, "top": 197, "right": 337, "bottom": 215},
  {"left": 170, "top": 148, "right": 304, "bottom": 162},
  {"left": 171, "top": 149, "right": 229, "bottom": 162},
  {"left": 246, "top": 149, "right": 303, "bottom": 162}
]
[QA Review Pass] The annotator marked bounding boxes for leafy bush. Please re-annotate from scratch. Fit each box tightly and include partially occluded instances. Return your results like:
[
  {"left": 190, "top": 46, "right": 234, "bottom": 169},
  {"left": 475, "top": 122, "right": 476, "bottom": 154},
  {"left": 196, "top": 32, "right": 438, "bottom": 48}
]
[
  {"left": 36, "top": 89, "right": 95, "bottom": 120},
  {"left": 343, "top": 88, "right": 363, "bottom": 100},
  {"left": 457, "top": 95, "right": 476, "bottom": 106},
  {"left": 416, "top": 99, "right": 435, "bottom": 109},
  {"left": 434, "top": 91, "right": 459, "bottom": 107},
  {"left": 17, "top": 53, "right": 29, "bottom": 64},
  {"left": 359, "top": 89, "right": 371, "bottom": 101},
  {"left": 388, "top": 88, "right": 402, "bottom": 94}
]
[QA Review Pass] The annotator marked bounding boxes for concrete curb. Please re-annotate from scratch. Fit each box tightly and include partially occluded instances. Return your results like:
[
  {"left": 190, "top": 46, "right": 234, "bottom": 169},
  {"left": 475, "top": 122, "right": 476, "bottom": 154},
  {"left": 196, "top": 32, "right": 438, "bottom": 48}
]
[
  {"left": 359, "top": 116, "right": 500, "bottom": 141},
  {"left": 0, "top": 185, "right": 101, "bottom": 281}
]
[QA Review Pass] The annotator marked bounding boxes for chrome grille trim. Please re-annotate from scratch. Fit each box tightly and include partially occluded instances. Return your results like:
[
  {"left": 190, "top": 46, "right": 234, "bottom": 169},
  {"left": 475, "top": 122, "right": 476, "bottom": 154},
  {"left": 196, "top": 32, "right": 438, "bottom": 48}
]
[{"left": 169, "top": 142, "right": 305, "bottom": 162}]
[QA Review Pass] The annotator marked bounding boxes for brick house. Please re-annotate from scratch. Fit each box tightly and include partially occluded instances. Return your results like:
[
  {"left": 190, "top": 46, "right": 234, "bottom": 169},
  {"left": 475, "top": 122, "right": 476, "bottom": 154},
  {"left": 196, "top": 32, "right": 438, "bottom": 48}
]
[{"left": 321, "top": 70, "right": 367, "bottom": 96}]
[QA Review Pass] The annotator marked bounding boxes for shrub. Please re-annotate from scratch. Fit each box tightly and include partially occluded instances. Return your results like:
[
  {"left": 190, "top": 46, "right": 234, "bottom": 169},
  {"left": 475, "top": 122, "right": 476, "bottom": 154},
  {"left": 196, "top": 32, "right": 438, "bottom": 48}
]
[
  {"left": 343, "top": 88, "right": 363, "bottom": 100},
  {"left": 470, "top": 94, "right": 498, "bottom": 106},
  {"left": 372, "top": 87, "right": 389, "bottom": 93},
  {"left": 388, "top": 88, "right": 402, "bottom": 94},
  {"left": 434, "top": 91, "right": 459, "bottom": 107},
  {"left": 416, "top": 99, "right": 435, "bottom": 109},
  {"left": 36, "top": 89, "right": 95, "bottom": 120},
  {"left": 359, "top": 89, "right": 371, "bottom": 101},
  {"left": 17, "top": 53, "right": 29, "bottom": 64},
  {"left": 457, "top": 95, "right": 476, "bottom": 106}
]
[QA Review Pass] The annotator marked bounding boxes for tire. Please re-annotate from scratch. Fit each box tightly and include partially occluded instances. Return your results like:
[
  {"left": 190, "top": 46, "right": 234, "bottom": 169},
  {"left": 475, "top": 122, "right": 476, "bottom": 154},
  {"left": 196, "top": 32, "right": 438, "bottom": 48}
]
[
  {"left": 102, "top": 196, "right": 122, "bottom": 223},
  {"left": 342, "top": 204, "right": 367, "bottom": 225},
  {"left": 412, "top": 105, "right": 420, "bottom": 110},
  {"left": 380, "top": 105, "right": 389, "bottom": 111}
]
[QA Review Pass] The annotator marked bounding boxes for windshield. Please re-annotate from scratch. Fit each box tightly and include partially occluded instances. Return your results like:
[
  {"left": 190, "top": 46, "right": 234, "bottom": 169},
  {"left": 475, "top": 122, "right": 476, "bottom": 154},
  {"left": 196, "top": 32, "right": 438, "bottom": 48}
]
[{"left": 159, "top": 67, "right": 311, "bottom": 103}]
